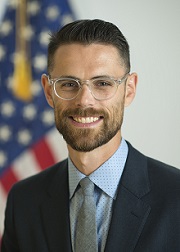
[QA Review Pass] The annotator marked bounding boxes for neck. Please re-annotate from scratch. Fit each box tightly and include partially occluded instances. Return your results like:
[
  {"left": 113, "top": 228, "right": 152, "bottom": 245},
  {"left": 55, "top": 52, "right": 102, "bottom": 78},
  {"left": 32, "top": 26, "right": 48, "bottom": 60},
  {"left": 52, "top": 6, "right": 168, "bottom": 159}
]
[{"left": 67, "top": 131, "right": 122, "bottom": 175}]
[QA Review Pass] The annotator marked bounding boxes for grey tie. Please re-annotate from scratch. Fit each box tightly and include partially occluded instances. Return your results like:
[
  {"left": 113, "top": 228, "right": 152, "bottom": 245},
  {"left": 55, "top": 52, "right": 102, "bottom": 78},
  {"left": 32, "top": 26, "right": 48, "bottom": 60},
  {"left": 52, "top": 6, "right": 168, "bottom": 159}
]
[{"left": 75, "top": 177, "right": 98, "bottom": 252}]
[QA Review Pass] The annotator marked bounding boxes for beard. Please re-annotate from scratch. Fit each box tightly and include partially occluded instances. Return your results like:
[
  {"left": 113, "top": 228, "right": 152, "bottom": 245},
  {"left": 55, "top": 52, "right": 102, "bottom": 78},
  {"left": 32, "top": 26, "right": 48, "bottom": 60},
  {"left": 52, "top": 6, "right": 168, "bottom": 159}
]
[{"left": 54, "top": 100, "right": 125, "bottom": 152}]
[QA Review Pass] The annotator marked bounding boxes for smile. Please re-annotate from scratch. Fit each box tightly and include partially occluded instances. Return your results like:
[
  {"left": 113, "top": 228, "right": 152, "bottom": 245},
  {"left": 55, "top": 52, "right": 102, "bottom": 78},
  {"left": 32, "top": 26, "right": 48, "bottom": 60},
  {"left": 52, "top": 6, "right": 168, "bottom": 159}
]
[{"left": 72, "top": 117, "right": 100, "bottom": 123}]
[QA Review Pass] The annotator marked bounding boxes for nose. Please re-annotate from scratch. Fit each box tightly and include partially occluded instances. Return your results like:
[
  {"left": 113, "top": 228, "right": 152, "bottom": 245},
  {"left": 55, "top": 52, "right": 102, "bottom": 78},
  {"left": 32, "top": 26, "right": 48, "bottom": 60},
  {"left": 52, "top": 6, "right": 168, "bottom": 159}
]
[{"left": 74, "top": 84, "right": 96, "bottom": 107}]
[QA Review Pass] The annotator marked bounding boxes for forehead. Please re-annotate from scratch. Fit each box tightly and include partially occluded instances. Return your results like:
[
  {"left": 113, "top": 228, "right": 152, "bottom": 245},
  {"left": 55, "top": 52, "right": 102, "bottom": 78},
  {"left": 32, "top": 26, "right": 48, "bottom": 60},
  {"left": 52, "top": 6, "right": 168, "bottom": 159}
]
[{"left": 51, "top": 43, "right": 124, "bottom": 77}]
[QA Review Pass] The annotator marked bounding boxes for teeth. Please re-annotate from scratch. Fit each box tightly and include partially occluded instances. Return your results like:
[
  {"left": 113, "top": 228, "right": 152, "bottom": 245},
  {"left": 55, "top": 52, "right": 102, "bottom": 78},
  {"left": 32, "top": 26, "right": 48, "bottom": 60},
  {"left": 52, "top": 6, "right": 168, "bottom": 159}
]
[{"left": 73, "top": 117, "right": 99, "bottom": 123}]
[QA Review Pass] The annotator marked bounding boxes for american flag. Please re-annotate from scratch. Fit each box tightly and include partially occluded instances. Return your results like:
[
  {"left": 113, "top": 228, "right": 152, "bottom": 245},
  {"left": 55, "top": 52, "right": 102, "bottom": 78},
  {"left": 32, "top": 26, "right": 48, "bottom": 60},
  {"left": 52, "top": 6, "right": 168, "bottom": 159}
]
[{"left": 0, "top": 0, "right": 74, "bottom": 238}]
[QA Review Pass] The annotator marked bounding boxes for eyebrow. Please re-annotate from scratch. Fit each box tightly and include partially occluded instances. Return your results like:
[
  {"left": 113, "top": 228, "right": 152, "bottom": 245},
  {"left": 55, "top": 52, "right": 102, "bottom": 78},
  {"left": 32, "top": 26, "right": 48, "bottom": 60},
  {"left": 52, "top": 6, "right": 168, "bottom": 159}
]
[{"left": 51, "top": 75, "right": 114, "bottom": 80}]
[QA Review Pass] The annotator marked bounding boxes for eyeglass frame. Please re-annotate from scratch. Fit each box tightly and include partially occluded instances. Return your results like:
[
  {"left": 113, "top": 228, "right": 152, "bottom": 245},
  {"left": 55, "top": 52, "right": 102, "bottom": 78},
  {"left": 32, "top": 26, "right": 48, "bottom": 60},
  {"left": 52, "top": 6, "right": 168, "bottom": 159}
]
[{"left": 46, "top": 72, "right": 129, "bottom": 101}]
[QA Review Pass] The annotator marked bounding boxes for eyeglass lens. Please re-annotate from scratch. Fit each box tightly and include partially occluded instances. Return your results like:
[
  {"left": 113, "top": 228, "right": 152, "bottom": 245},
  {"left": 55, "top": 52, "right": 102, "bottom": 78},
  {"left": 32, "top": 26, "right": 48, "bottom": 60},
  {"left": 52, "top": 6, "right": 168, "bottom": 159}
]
[{"left": 54, "top": 78, "right": 119, "bottom": 100}]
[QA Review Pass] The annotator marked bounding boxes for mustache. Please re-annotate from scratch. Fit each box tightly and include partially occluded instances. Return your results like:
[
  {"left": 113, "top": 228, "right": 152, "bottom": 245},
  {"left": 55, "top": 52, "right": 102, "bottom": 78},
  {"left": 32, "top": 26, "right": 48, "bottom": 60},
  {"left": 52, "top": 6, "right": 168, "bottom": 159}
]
[{"left": 61, "top": 107, "right": 107, "bottom": 117}]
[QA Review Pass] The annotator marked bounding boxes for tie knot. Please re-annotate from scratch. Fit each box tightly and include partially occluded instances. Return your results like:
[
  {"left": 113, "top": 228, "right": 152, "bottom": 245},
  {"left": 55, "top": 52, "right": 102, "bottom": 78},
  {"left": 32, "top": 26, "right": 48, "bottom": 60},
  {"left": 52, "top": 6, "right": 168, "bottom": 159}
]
[{"left": 80, "top": 177, "right": 94, "bottom": 196}]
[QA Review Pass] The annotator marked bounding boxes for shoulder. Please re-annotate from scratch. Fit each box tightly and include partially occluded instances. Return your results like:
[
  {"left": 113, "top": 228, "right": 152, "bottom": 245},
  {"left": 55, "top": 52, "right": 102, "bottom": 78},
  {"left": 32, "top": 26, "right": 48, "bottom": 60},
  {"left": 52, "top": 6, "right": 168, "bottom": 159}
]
[
  {"left": 9, "top": 158, "right": 68, "bottom": 198},
  {"left": 147, "top": 157, "right": 180, "bottom": 191},
  {"left": 127, "top": 141, "right": 180, "bottom": 191}
]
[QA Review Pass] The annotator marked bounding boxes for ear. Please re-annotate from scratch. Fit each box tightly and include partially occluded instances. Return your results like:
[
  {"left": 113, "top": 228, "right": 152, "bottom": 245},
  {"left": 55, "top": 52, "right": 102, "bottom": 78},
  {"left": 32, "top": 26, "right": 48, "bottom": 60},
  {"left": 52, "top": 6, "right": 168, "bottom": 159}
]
[
  {"left": 124, "top": 72, "right": 138, "bottom": 107},
  {"left": 41, "top": 74, "right": 54, "bottom": 108}
]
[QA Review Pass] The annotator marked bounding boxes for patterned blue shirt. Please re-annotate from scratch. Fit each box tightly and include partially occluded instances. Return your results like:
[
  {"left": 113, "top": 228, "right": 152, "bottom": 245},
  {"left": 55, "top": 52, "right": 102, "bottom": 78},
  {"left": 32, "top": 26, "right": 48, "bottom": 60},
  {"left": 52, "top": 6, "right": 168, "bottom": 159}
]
[{"left": 68, "top": 138, "right": 128, "bottom": 252}]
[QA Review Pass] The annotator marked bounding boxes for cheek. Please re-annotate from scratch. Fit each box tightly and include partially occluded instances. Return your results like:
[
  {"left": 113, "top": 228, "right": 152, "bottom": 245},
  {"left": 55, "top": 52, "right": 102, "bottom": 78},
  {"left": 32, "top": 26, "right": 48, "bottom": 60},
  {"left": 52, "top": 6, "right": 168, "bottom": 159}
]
[
  {"left": 104, "top": 103, "right": 123, "bottom": 124},
  {"left": 114, "top": 98, "right": 125, "bottom": 120},
  {"left": 53, "top": 97, "right": 69, "bottom": 111},
  {"left": 53, "top": 101, "right": 63, "bottom": 119},
  {"left": 54, "top": 101, "right": 74, "bottom": 122},
  {"left": 107, "top": 93, "right": 125, "bottom": 113}
]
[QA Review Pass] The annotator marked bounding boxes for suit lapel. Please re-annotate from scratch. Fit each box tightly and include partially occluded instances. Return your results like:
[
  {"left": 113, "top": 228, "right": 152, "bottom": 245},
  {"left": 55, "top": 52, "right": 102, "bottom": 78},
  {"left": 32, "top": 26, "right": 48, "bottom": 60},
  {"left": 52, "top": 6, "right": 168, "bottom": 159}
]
[
  {"left": 39, "top": 143, "right": 151, "bottom": 251},
  {"left": 105, "top": 143, "right": 151, "bottom": 252},
  {"left": 40, "top": 160, "right": 73, "bottom": 252}
]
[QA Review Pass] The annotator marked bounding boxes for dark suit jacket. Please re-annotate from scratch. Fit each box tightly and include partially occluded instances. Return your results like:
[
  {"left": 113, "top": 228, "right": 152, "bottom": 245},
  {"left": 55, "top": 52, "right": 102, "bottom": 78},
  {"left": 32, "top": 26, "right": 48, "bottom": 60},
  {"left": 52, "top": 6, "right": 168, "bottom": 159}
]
[{"left": 1, "top": 142, "right": 180, "bottom": 252}]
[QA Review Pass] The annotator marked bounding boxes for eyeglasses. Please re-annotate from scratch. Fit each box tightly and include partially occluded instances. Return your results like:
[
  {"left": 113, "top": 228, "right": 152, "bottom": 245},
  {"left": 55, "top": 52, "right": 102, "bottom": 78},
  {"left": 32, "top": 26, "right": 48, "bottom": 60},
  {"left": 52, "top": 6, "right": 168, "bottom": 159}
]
[{"left": 47, "top": 73, "right": 129, "bottom": 101}]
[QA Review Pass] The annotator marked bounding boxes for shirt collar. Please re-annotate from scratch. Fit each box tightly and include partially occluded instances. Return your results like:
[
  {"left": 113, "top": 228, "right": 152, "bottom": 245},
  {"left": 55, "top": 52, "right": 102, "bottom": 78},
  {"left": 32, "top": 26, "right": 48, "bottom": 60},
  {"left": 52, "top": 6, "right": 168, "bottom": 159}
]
[{"left": 68, "top": 138, "right": 128, "bottom": 200}]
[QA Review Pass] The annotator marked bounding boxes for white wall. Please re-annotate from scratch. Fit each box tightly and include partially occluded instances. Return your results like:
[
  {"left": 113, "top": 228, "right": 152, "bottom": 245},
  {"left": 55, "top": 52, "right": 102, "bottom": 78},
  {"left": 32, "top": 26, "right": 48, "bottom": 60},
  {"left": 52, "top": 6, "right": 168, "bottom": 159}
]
[{"left": 1, "top": 0, "right": 179, "bottom": 168}]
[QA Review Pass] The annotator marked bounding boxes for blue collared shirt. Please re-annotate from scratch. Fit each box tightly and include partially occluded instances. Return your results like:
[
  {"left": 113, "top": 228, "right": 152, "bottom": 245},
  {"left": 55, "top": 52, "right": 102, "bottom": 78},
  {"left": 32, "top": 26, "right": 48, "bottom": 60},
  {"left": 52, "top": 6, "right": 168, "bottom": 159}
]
[{"left": 68, "top": 138, "right": 128, "bottom": 251}]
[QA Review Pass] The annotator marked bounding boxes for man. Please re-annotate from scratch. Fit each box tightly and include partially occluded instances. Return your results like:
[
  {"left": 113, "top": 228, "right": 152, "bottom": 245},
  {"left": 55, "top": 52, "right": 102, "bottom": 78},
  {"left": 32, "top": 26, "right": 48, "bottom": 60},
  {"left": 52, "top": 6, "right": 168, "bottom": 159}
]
[{"left": 1, "top": 19, "right": 180, "bottom": 252}]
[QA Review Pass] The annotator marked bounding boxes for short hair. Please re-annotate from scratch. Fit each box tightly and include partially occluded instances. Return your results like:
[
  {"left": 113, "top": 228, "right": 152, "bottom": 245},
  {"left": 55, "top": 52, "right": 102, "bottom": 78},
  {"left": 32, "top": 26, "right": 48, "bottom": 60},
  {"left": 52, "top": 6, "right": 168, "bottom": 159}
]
[{"left": 47, "top": 19, "right": 130, "bottom": 73}]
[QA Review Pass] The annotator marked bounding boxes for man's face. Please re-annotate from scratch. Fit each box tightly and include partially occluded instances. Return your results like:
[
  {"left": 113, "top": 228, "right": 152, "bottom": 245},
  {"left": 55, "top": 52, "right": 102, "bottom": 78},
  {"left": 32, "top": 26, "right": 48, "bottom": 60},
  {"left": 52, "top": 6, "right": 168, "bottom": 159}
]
[{"left": 43, "top": 43, "right": 133, "bottom": 152}]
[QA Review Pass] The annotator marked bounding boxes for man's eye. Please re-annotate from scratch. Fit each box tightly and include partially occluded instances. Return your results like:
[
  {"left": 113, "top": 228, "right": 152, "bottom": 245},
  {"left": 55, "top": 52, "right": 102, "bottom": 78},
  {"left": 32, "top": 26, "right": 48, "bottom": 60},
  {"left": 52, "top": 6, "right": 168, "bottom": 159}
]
[
  {"left": 63, "top": 82, "right": 76, "bottom": 87},
  {"left": 58, "top": 80, "right": 78, "bottom": 88},
  {"left": 94, "top": 80, "right": 113, "bottom": 87}
]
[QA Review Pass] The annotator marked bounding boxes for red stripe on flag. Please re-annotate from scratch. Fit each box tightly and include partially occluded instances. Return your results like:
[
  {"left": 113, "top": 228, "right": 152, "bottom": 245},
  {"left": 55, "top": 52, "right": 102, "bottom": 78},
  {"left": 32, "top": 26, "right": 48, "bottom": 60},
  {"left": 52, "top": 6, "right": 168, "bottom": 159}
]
[
  {"left": 32, "top": 138, "right": 56, "bottom": 170},
  {"left": 1, "top": 167, "right": 18, "bottom": 193}
]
